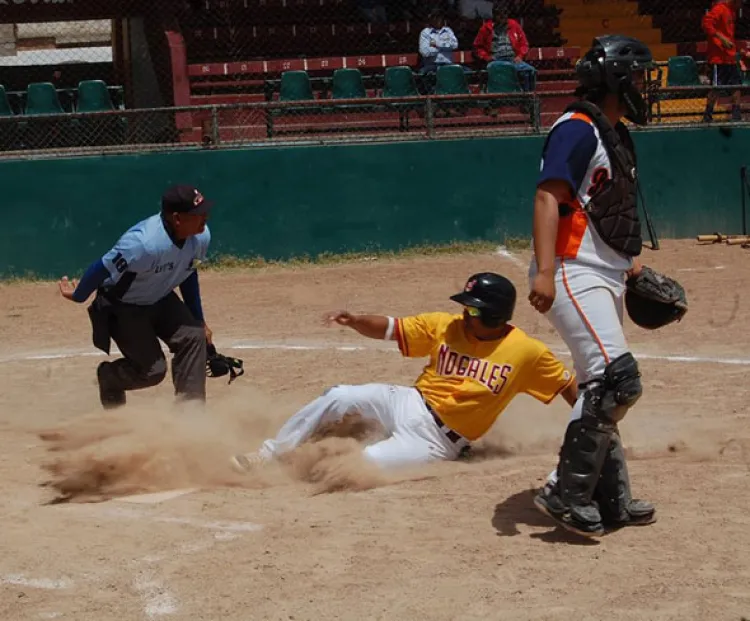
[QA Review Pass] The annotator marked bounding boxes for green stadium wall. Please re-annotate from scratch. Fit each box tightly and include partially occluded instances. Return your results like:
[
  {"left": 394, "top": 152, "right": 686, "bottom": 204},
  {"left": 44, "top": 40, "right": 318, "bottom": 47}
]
[{"left": 0, "top": 126, "right": 746, "bottom": 278}]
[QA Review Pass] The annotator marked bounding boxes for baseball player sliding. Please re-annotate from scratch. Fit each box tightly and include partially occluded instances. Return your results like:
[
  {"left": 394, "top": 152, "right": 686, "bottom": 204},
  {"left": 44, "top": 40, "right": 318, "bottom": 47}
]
[
  {"left": 58, "top": 185, "right": 215, "bottom": 408},
  {"left": 232, "top": 272, "right": 577, "bottom": 472},
  {"left": 528, "top": 35, "right": 686, "bottom": 537}
]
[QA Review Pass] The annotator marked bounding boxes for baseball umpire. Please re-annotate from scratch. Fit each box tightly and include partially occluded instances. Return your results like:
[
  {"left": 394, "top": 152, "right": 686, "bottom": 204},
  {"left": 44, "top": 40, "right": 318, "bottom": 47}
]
[
  {"left": 59, "top": 184, "right": 215, "bottom": 408},
  {"left": 528, "top": 36, "right": 687, "bottom": 537}
]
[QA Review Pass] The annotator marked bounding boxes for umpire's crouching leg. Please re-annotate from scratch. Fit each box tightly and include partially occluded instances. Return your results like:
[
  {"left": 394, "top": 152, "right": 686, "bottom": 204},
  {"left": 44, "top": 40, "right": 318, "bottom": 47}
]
[
  {"left": 168, "top": 322, "right": 207, "bottom": 402},
  {"left": 158, "top": 291, "right": 208, "bottom": 402}
]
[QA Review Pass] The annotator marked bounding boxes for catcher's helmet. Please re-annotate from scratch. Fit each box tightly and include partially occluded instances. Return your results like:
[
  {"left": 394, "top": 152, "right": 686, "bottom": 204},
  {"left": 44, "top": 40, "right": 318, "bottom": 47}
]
[
  {"left": 575, "top": 35, "right": 653, "bottom": 125},
  {"left": 450, "top": 272, "right": 516, "bottom": 326}
]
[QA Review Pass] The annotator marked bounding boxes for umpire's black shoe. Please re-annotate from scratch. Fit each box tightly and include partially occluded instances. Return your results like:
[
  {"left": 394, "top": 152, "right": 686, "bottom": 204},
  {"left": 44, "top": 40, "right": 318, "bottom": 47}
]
[
  {"left": 534, "top": 482, "right": 605, "bottom": 538},
  {"left": 97, "top": 362, "right": 126, "bottom": 409}
]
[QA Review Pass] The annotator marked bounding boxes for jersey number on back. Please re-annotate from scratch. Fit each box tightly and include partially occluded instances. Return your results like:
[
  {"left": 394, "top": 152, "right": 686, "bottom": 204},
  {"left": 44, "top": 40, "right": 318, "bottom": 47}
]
[{"left": 111, "top": 252, "right": 129, "bottom": 274}]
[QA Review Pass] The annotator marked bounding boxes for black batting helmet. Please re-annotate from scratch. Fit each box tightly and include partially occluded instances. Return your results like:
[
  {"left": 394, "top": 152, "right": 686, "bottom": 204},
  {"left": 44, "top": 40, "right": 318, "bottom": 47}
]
[
  {"left": 450, "top": 272, "right": 516, "bottom": 326},
  {"left": 575, "top": 34, "right": 653, "bottom": 125}
]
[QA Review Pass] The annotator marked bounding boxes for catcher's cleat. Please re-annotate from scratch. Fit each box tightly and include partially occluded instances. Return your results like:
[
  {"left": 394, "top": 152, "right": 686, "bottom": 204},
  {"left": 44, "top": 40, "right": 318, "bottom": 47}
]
[
  {"left": 97, "top": 362, "right": 126, "bottom": 409},
  {"left": 600, "top": 499, "right": 657, "bottom": 531},
  {"left": 534, "top": 483, "right": 605, "bottom": 538}
]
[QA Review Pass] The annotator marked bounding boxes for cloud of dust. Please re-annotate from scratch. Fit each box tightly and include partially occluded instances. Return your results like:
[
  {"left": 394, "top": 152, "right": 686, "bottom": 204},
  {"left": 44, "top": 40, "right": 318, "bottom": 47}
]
[
  {"left": 36, "top": 387, "right": 709, "bottom": 504},
  {"left": 35, "top": 390, "right": 432, "bottom": 503},
  {"left": 467, "top": 399, "right": 568, "bottom": 463}
]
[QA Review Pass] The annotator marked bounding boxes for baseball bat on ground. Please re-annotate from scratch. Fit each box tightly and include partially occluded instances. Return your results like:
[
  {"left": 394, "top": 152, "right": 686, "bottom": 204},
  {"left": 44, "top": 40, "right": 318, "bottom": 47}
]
[
  {"left": 726, "top": 236, "right": 750, "bottom": 245},
  {"left": 696, "top": 234, "right": 746, "bottom": 243}
]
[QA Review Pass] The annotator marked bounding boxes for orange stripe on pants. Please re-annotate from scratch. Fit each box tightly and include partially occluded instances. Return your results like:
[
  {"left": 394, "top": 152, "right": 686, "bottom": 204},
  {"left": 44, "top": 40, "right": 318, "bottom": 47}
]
[{"left": 560, "top": 259, "right": 611, "bottom": 364}]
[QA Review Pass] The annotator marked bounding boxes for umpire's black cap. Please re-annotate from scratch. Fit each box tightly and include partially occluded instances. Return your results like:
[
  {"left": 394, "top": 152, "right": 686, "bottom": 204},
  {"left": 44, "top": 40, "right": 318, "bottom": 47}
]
[{"left": 161, "top": 184, "right": 214, "bottom": 215}]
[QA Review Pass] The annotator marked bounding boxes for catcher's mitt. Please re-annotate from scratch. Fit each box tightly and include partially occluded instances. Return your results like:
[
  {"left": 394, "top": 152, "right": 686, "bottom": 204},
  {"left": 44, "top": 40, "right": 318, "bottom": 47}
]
[
  {"left": 625, "top": 266, "right": 688, "bottom": 330},
  {"left": 206, "top": 343, "right": 244, "bottom": 384}
]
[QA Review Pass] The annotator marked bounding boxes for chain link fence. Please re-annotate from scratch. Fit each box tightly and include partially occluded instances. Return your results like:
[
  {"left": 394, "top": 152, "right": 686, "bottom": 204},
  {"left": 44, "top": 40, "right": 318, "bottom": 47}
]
[{"left": 0, "top": 0, "right": 749, "bottom": 155}]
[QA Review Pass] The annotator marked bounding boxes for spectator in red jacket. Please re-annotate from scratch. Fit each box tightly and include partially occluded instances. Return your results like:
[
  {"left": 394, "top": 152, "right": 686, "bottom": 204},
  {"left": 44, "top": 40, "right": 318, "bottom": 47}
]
[
  {"left": 473, "top": 2, "right": 536, "bottom": 91},
  {"left": 702, "top": 0, "right": 750, "bottom": 121}
]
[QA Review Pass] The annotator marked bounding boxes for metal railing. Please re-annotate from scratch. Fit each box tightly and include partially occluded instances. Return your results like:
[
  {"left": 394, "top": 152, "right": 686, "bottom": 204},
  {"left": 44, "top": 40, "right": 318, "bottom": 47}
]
[{"left": 2, "top": 83, "right": 750, "bottom": 159}]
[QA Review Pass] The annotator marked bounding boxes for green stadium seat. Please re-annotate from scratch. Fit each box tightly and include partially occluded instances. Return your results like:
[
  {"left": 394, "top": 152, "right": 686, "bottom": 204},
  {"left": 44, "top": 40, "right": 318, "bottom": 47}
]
[
  {"left": 486, "top": 61, "right": 522, "bottom": 93},
  {"left": 435, "top": 64, "right": 469, "bottom": 96},
  {"left": 24, "top": 82, "right": 65, "bottom": 115},
  {"left": 0, "top": 85, "right": 13, "bottom": 116},
  {"left": 332, "top": 68, "right": 366, "bottom": 100},
  {"left": 74, "top": 80, "right": 127, "bottom": 147},
  {"left": 381, "top": 66, "right": 420, "bottom": 132},
  {"left": 666, "top": 56, "right": 700, "bottom": 87},
  {"left": 266, "top": 70, "right": 316, "bottom": 139},
  {"left": 76, "top": 80, "right": 115, "bottom": 112},
  {"left": 279, "top": 71, "right": 314, "bottom": 102},
  {"left": 650, "top": 55, "right": 703, "bottom": 122},
  {"left": 382, "top": 66, "right": 419, "bottom": 98}
]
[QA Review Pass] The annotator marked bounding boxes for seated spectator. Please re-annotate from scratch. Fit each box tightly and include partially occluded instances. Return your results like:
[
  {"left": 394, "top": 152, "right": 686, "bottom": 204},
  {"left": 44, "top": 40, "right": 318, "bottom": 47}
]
[
  {"left": 472, "top": 2, "right": 536, "bottom": 91},
  {"left": 419, "top": 9, "right": 460, "bottom": 74},
  {"left": 701, "top": 0, "right": 750, "bottom": 122}
]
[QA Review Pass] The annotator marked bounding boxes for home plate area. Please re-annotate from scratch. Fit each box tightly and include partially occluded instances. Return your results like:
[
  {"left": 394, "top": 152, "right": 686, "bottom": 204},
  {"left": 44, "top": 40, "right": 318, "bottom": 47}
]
[{"left": 2, "top": 242, "right": 750, "bottom": 620}]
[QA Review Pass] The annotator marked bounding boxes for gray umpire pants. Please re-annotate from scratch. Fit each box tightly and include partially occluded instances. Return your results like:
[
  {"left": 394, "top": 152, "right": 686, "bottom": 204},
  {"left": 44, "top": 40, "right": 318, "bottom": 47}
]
[{"left": 101, "top": 292, "right": 207, "bottom": 401}]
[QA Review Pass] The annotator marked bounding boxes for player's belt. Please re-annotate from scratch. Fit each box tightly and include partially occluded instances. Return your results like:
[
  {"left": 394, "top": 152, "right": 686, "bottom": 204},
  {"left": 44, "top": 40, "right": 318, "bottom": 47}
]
[{"left": 422, "top": 400, "right": 466, "bottom": 444}]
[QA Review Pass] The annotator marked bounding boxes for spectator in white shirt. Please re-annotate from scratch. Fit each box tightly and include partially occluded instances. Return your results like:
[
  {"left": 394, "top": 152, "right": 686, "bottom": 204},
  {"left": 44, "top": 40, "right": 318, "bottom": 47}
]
[{"left": 419, "top": 9, "right": 459, "bottom": 74}]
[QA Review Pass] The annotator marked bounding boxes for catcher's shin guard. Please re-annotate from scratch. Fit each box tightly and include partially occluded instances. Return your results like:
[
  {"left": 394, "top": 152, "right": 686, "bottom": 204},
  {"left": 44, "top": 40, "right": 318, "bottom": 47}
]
[
  {"left": 594, "top": 431, "right": 656, "bottom": 528},
  {"left": 557, "top": 417, "right": 611, "bottom": 535}
]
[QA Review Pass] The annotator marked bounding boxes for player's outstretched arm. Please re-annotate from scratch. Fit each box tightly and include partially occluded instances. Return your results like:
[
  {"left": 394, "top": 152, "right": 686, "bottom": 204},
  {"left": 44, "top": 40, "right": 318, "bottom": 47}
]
[{"left": 324, "top": 311, "right": 396, "bottom": 340}]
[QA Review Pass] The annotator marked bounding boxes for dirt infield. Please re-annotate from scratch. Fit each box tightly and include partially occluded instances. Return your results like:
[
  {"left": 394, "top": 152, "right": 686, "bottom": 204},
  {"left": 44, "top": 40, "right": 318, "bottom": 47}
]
[{"left": 1, "top": 240, "right": 749, "bottom": 621}]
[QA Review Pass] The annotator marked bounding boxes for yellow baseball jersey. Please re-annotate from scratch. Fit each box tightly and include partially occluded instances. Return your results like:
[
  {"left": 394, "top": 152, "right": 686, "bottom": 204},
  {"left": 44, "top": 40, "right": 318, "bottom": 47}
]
[{"left": 395, "top": 312, "right": 574, "bottom": 441}]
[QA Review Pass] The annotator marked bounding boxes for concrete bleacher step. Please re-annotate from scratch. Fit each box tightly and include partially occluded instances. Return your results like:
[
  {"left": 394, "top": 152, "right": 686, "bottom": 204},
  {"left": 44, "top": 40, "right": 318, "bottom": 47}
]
[
  {"left": 549, "top": 0, "right": 666, "bottom": 54},
  {"left": 562, "top": 16, "right": 657, "bottom": 31},
  {"left": 557, "top": 3, "right": 639, "bottom": 18},
  {"left": 564, "top": 27, "right": 663, "bottom": 47},
  {"left": 547, "top": 0, "right": 678, "bottom": 60}
]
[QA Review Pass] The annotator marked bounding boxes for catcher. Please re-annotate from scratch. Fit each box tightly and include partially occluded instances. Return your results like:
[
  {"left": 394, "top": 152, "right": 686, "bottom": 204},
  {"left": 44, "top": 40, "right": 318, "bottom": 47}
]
[
  {"left": 58, "top": 184, "right": 242, "bottom": 409},
  {"left": 527, "top": 35, "right": 688, "bottom": 537}
]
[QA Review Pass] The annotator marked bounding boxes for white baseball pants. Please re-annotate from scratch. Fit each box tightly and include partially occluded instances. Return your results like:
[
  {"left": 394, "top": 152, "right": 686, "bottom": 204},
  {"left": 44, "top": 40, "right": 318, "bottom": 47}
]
[
  {"left": 259, "top": 384, "right": 469, "bottom": 469},
  {"left": 530, "top": 259, "right": 630, "bottom": 485}
]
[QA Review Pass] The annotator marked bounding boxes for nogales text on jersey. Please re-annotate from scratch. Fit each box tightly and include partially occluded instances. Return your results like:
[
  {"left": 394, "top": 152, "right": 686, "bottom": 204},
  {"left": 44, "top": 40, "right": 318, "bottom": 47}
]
[{"left": 436, "top": 344, "right": 512, "bottom": 394}]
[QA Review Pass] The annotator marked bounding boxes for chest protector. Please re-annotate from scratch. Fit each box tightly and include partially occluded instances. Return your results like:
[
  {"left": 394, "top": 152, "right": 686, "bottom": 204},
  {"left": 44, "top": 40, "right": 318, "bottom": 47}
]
[{"left": 562, "top": 100, "right": 642, "bottom": 257}]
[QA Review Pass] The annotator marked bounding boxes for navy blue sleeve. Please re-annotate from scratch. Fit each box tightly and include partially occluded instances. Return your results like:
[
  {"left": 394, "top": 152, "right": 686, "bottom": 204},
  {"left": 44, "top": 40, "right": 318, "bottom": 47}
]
[
  {"left": 179, "top": 271, "right": 205, "bottom": 322},
  {"left": 71, "top": 259, "right": 109, "bottom": 303},
  {"left": 537, "top": 119, "right": 598, "bottom": 195}
]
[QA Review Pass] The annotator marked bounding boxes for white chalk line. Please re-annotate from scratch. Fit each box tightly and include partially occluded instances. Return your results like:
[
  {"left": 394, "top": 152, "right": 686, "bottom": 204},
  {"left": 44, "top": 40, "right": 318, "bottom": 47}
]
[
  {"left": 3, "top": 340, "right": 750, "bottom": 367},
  {"left": 133, "top": 568, "right": 178, "bottom": 619},
  {"left": 0, "top": 574, "right": 73, "bottom": 590},
  {"left": 118, "top": 488, "right": 198, "bottom": 504},
  {"left": 676, "top": 265, "right": 726, "bottom": 272},
  {"left": 100, "top": 504, "right": 263, "bottom": 619},
  {"left": 96, "top": 505, "right": 264, "bottom": 533},
  {"left": 495, "top": 245, "right": 526, "bottom": 268}
]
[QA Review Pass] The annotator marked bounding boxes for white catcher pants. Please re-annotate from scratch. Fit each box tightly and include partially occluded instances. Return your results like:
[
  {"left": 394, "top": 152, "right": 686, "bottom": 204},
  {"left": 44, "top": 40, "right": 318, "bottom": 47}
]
[
  {"left": 530, "top": 259, "right": 630, "bottom": 486},
  {"left": 260, "top": 384, "right": 469, "bottom": 469}
]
